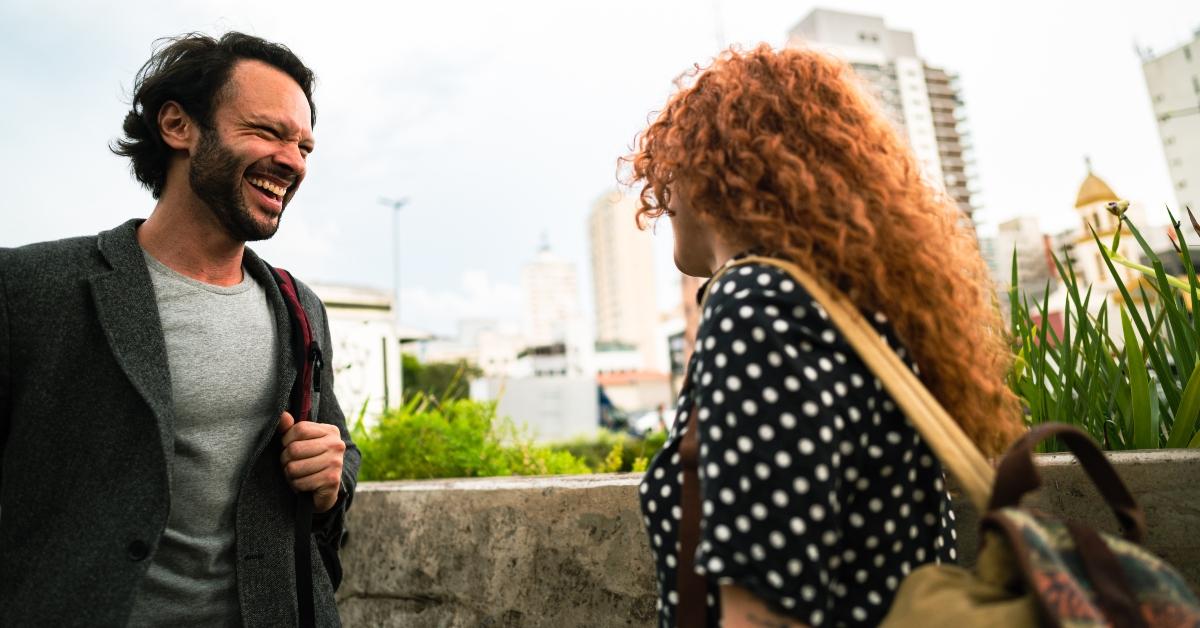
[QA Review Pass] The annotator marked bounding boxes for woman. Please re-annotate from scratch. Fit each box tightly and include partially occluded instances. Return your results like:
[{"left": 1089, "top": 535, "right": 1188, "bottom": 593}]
[{"left": 627, "top": 45, "right": 1023, "bottom": 627}]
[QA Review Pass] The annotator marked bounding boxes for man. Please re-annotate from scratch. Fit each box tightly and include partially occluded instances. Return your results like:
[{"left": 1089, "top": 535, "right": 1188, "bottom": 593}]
[{"left": 0, "top": 33, "right": 359, "bottom": 626}]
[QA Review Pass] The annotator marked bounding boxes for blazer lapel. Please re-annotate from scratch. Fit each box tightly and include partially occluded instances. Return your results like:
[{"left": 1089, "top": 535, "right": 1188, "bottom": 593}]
[
  {"left": 89, "top": 219, "right": 176, "bottom": 460},
  {"left": 243, "top": 247, "right": 299, "bottom": 423}
]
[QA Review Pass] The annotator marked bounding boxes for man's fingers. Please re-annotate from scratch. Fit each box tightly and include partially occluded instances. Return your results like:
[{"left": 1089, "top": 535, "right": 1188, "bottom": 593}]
[
  {"left": 283, "top": 454, "right": 338, "bottom": 481},
  {"left": 280, "top": 429, "right": 346, "bottom": 464},
  {"left": 277, "top": 411, "right": 295, "bottom": 435}
]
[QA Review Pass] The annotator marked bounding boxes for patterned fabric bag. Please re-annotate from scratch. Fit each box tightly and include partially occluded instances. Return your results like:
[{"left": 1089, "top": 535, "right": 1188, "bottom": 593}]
[{"left": 679, "top": 256, "right": 1200, "bottom": 627}]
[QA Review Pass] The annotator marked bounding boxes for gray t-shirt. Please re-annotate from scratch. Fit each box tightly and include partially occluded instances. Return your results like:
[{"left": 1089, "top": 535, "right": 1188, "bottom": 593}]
[{"left": 127, "top": 252, "right": 280, "bottom": 627}]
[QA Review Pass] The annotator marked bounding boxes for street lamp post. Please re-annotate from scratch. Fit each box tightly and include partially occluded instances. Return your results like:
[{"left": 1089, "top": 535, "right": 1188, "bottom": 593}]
[{"left": 380, "top": 196, "right": 408, "bottom": 408}]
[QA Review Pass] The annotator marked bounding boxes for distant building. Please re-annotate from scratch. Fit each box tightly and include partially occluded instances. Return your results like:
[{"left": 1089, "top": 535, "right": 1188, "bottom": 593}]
[
  {"left": 788, "top": 8, "right": 977, "bottom": 221},
  {"left": 1142, "top": 29, "right": 1200, "bottom": 212},
  {"left": 588, "top": 190, "right": 661, "bottom": 370},
  {"left": 521, "top": 242, "right": 582, "bottom": 347},
  {"left": 308, "top": 283, "right": 404, "bottom": 422}
]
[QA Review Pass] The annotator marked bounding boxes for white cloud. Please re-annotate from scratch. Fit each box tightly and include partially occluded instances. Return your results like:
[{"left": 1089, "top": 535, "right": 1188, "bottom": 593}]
[{"left": 399, "top": 270, "right": 522, "bottom": 336}]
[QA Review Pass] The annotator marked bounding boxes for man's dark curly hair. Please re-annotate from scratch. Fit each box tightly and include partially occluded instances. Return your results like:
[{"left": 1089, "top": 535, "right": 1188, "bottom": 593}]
[{"left": 111, "top": 32, "right": 316, "bottom": 199}]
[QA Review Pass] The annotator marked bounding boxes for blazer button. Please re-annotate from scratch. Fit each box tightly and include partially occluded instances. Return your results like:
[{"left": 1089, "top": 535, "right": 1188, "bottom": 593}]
[{"left": 127, "top": 540, "right": 150, "bottom": 561}]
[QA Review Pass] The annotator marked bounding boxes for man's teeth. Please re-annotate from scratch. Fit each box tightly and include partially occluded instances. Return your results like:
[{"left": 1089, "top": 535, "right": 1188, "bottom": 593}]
[{"left": 248, "top": 177, "right": 286, "bottom": 197}]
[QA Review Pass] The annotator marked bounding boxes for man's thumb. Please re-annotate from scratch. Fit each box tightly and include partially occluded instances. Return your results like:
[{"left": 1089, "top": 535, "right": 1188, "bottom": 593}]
[{"left": 278, "top": 411, "right": 295, "bottom": 434}]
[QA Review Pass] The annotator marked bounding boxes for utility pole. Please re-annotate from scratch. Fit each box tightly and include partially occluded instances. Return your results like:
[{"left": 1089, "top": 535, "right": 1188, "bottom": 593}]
[{"left": 380, "top": 196, "right": 408, "bottom": 408}]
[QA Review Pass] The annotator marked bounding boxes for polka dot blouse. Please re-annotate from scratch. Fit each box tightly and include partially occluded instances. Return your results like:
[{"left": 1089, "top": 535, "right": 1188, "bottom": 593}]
[{"left": 639, "top": 260, "right": 957, "bottom": 627}]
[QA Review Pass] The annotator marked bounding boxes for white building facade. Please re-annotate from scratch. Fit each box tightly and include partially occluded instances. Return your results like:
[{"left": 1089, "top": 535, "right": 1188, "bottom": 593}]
[
  {"left": 788, "top": 9, "right": 976, "bottom": 220},
  {"left": 1143, "top": 31, "right": 1200, "bottom": 213}
]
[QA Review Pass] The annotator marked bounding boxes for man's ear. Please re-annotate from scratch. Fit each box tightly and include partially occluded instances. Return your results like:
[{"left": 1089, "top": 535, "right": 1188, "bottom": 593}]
[{"left": 157, "top": 101, "right": 197, "bottom": 151}]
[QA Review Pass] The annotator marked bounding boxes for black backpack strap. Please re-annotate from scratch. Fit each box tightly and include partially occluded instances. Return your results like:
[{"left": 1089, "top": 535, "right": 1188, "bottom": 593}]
[{"left": 271, "top": 265, "right": 320, "bottom": 628}]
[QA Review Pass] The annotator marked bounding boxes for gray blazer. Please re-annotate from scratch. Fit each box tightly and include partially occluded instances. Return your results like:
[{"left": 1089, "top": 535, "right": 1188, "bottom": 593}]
[{"left": 0, "top": 219, "right": 360, "bottom": 627}]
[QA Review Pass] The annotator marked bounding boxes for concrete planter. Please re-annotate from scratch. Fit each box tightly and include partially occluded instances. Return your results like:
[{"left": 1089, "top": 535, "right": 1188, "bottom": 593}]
[{"left": 336, "top": 449, "right": 1200, "bottom": 627}]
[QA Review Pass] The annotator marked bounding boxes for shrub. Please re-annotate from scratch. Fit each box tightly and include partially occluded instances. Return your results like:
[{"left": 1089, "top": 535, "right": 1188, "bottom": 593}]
[{"left": 1009, "top": 206, "right": 1200, "bottom": 450}]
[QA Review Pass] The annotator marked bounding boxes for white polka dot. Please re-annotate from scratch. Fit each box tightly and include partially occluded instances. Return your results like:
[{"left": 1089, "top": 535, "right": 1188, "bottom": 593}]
[
  {"left": 819, "top": 426, "right": 833, "bottom": 442},
  {"left": 751, "top": 503, "right": 768, "bottom": 520},
  {"left": 647, "top": 499, "right": 657, "bottom": 513},
  {"left": 742, "top": 399, "right": 758, "bottom": 415},
  {"left": 801, "top": 584, "right": 816, "bottom": 601},
  {"left": 719, "top": 488, "right": 736, "bottom": 504},
  {"left": 671, "top": 506, "right": 682, "bottom": 520},
  {"left": 886, "top": 431, "right": 902, "bottom": 445},
  {"left": 735, "top": 516, "right": 751, "bottom": 532},
  {"left": 707, "top": 556, "right": 725, "bottom": 573},
  {"left": 746, "top": 363, "right": 762, "bottom": 378},
  {"left": 810, "top": 609, "right": 824, "bottom": 626},
  {"left": 853, "top": 607, "right": 867, "bottom": 621},
  {"left": 706, "top": 462, "right": 720, "bottom": 478},
  {"left": 773, "top": 319, "right": 788, "bottom": 333},
  {"left": 714, "top": 524, "right": 732, "bottom": 542},
  {"left": 815, "top": 465, "right": 829, "bottom": 481},
  {"left": 725, "top": 412, "right": 738, "bottom": 428},
  {"left": 714, "top": 353, "right": 727, "bottom": 368},
  {"left": 787, "top": 559, "right": 802, "bottom": 575},
  {"left": 767, "top": 570, "right": 784, "bottom": 588},
  {"left": 770, "top": 531, "right": 786, "bottom": 549},
  {"left": 820, "top": 391, "right": 834, "bottom": 406},
  {"left": 754, "top": 463, "right": 770, "bottom": 479},
  {"left": 660, "top": 485, "right": 672, "bottom": 498},
  {"left": 767, "top": 352, "right": 782, "bottom": 366},
  {"left": 868, "top": 498, "right": 882, "bottom": 512},
  {"left": 834, "top": 382, "right": 848, "bottom": 396},
  {"left": 810, "top": 504, "right": 826, "bottom": 521},
  {"left": 723, "top": 450, "right": 738, "bottom": 466},
  {"left": 798, "top": 439, "right": 815, "bottom": 455},
  {"left": 732, "top": 340, "right": 747, "bottom": 354},
  {"left": 781, "top": 280, "right": 795, "bottom": 292},
  {"left": 700, "top": 372, "right": 713, "bottom": 386},
  {"left": 784, "top": 376, "right": 800, "bottom": 391},
  {"left": 785, "top": 345, "right": 798, "bottom": 359},
  {"left": 758, "top": 424, "right": 775, "bottom": 441},
  {"left": 738, "top": 305, "right": 754, "bottom": 319},
  {"left": 708, "top": 425, "right": 722, "bottom": 441},
  {"left": 762, "top": 387, "right": 778, "bottom": 403},
  {"left": 772, "top": 490, "right": 789, "bottom": 508},
  {"left": 757, "top": 273, "right": 771, "bottom": 286},
  {"left": 704, "top": 336, "right": 715, "bottom": 350},
  {"left": 719, "top": 318, "right": 733, "bottom": 332},
  {"left": 661, "top": 519, "right": 672, "bottom": 532},
  {"left": 726, "top": 375, "right": 741, "bottom": 391},
  {"left": 666, "top": 554, "right": 676, "bottom": 568},
  {"left": 723, "top": 281, "right": 736, "bottom": 294},
  {"left": 713, "top": 390, "right": 725, "bottom": 404},
  {"left": 780, "top": 412, "right": 797, "bottom": 429},
  {"left": 884, "top": 520, "right": 896, "bottom": 534},
  {"left": 775, "top": 451, "right": 792, "bottom": 468},
  {"left": 793, "top": 477, "right": 810, "bottom": 494},
  {"left": 821, "top": 330, "right": 835, "bottom": 344},
  {"left": 802, "top": 402, "right": 820, "bottom": 417}
]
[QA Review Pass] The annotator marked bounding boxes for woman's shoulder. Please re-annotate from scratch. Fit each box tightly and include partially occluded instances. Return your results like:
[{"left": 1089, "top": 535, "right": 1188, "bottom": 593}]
[{"left": 701, "top": 261, "right": 816, "bottom": 316}]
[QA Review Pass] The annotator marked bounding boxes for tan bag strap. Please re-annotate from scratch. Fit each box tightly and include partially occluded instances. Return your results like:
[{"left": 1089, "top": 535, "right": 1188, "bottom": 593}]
[{"left": 705, "top": 256, "right": 995, "bottom": 512}]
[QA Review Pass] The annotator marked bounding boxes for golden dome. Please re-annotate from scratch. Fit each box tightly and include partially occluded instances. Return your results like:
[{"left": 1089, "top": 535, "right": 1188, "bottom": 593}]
[{"left": 1075, "top": 172, "right": 1119, "bottom": 208}]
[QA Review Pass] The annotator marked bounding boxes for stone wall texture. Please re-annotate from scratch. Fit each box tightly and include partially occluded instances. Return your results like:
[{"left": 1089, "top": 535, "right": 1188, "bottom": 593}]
[{"left": 336, "top": 450, "right": 1200, "bottom": 627}]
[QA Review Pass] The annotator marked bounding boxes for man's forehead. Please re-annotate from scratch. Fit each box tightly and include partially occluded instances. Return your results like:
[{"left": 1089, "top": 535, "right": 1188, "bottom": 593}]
[{"left": 221, "top": 59, "right": 314, "bottom": 133}]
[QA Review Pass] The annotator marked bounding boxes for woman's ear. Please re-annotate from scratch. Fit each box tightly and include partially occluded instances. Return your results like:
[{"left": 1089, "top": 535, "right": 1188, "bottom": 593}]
[{"left": 157, "top": 101, "right": 196, "bottom": 152}]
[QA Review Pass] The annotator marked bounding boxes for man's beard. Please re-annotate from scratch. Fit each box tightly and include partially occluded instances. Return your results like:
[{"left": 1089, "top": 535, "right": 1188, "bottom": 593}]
[{"left": 189, "top": 130, "right": 281, "bottom": 242}]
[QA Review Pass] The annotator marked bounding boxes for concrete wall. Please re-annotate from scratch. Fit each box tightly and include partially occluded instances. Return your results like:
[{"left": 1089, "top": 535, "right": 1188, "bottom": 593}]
[{"left": 336, "top": 450, "right": 1200, "bottom": 627}]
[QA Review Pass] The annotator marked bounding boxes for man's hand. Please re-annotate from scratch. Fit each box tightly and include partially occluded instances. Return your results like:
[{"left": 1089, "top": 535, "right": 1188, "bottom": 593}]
[{"left": 278, "top": 411, "right": 346, "bottom": 513}]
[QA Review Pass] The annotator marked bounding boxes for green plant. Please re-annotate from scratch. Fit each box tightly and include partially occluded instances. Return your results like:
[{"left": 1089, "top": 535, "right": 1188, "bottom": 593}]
[
  {"left": 352, "top": 393, "right": 591, "bottom": 481},
  {"left": 556, "top": 429, "right": 669, "bottom": 473},
  {"left": 401, "top": 354, "right": 483, "bottom": 403},
  {"left": 1009, "top": 206, "right": 1200, "bottom": 450}
]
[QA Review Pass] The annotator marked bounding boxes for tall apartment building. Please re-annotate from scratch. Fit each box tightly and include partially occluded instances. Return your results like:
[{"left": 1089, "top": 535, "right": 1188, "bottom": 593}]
[
  {"left": 788, "top": 9, "right": 976, "bottom": 219},
  {"left": 588, "top": 190, "right": 660, "bottom": 370},
  {"left": 521, "top": 242, "right": 581, "bottom": 346},
  {"left": 1142, "top": 29, "right": 1200, "bottom": 212}
]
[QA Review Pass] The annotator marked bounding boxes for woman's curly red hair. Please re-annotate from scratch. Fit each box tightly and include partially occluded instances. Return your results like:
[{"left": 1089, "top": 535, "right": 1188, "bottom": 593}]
[{"left": 626, "top": 45, "right": 1022, "bottom": 456}]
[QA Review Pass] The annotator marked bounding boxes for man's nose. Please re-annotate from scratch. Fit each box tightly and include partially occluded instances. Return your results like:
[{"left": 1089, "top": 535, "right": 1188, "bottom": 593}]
[{"left": 273, "top": 142, "right": 306, "bottom": 179}]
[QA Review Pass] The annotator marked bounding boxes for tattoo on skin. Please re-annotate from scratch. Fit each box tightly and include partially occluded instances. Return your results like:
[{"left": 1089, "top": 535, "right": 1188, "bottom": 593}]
[{"left": 744, "top": 610, "right": 795, "bottom": 628}]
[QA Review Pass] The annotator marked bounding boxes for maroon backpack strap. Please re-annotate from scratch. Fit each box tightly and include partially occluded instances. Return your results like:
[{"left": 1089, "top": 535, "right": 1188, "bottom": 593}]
[
  {"left": 272, "top": 267, "right": 321, "bottom": 422},
  {"left": 678, "top": 406, "right": 708, "bottom": 627},
  {"left": 270, "top": 266, "right": 320, "bottom": 628}
]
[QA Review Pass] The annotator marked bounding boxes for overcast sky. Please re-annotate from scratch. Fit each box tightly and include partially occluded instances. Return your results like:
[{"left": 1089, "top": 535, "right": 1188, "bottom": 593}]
[{"left": 2, "top": 0, "right": 1198, "bottom": 335}]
